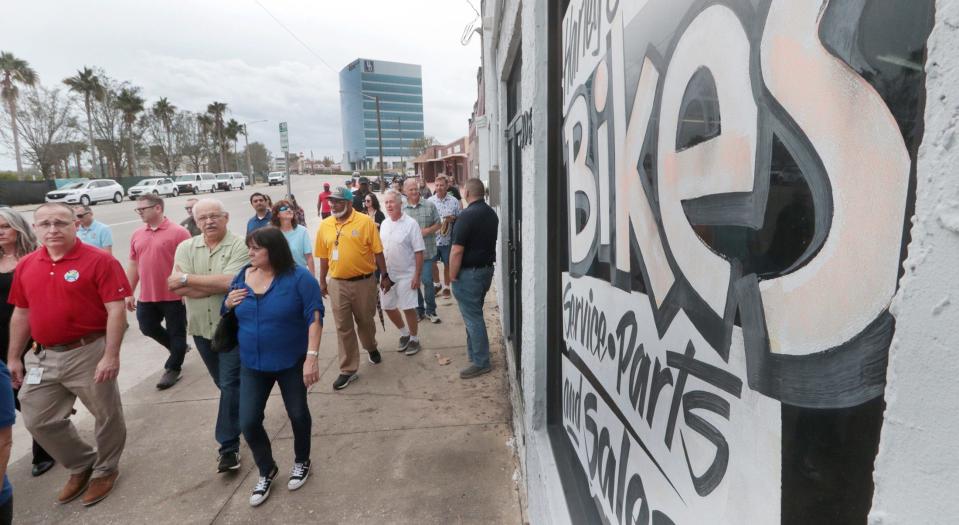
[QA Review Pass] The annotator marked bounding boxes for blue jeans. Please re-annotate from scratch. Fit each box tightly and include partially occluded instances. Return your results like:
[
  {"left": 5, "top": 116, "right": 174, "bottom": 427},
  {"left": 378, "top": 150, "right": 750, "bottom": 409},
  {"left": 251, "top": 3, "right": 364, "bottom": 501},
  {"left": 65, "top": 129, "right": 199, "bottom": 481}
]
[
  {"left": 240, "top": 360, "right": 311, "bottom": 477},
  {"left": 136, "top": 301, "right": 188, "bottom": 371},
  {"left": 193, "top": 337, "right": 241, "bottom": 455},
  {"left": 435, "top": 244, "right": 451, "bottom": 265},
  {"left": 452, "top": 266, "right": 494, "bottom": 368},
  {"left": 416, "top": 256, "right": 437, "bottom": 316}
]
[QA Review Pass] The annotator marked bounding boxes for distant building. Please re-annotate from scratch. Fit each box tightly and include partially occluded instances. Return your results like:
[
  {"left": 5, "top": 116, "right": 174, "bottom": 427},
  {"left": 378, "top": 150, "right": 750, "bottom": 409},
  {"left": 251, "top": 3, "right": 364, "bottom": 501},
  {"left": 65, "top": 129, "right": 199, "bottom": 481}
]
[
  {"left": 272, "top": 156, "right": 287, "bottom": 172},
  {"left": 339, "top": 58, "right": 425, "bottom": 171},
  {"left": 412, "top": 137, "right": 468, "bottom": 185}
]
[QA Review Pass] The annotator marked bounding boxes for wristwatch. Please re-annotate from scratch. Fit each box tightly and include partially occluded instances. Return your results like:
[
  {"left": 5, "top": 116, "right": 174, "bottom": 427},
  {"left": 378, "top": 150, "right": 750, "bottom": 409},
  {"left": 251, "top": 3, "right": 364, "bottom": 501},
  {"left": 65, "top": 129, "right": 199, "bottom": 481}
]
[
  {"left": 306, "top": 350, "right": 319, "bottom": 357},
  {"left": 179, "top": 274, "right": 189, "bottom": 285}
]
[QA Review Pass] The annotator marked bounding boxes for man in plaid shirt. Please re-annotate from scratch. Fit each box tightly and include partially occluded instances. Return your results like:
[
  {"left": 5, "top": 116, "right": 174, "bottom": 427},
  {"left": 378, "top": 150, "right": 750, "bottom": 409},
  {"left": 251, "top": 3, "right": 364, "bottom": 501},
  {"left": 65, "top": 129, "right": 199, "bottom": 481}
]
[
  {"left": 428, "top": 174, "right": 462, "bottom": 298},
  {"left": 403, "top": 178, "right": 442, "bottom": 323}
]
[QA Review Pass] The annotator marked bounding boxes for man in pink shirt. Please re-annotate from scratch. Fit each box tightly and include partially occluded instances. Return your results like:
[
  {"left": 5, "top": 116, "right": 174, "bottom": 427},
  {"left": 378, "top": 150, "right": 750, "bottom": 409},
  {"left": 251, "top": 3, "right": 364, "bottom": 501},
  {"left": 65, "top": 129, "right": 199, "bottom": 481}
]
[{"left": 125, "top": 194, "right": 192, "bottom": 389}]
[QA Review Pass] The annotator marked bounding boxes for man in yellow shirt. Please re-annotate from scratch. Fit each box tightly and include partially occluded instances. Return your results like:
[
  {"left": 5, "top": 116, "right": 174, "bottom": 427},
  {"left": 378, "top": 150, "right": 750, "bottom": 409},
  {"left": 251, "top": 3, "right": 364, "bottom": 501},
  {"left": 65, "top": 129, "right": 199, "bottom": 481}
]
[{"left": 315, "top": 187, "right": 390, "bottom": 390}]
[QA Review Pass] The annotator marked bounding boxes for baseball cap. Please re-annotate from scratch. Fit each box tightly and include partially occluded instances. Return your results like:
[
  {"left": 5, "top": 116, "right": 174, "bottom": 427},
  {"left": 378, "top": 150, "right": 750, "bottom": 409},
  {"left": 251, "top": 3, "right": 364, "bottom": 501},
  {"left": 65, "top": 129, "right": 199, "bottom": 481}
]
[
  {"left": 358, "top": 176, "right": 370, "bottom": 184},
  {"left": 328, "top": 186, "right": 353, "bottom": 201},
  {"left": 323, "top": 182, "right": 330, "bottom": 188}
]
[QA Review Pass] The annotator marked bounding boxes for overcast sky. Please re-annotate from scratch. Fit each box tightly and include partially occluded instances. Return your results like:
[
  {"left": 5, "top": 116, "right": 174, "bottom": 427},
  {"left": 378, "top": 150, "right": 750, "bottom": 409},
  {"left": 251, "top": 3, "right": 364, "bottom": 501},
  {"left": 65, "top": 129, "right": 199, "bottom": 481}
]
[{"left": 1, "top": 0, "right": 483, "bottom": 169}]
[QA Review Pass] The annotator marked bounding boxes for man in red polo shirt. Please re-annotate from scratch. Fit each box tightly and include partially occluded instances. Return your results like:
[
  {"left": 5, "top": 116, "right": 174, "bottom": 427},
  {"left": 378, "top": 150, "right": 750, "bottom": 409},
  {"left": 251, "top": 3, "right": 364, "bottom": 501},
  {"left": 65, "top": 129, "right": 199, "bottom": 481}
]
[
  {"left": 6, "top": 202, "right": 131, "bottom": 507},
  {"left": 125, "top": 194, "right": 192, "bottom": 390}
]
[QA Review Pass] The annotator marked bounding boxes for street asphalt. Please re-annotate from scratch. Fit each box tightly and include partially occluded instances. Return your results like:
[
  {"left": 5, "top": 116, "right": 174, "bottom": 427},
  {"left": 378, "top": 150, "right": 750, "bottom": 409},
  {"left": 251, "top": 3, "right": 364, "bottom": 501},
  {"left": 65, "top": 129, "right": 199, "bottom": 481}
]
[{"left": 6, "top": 175, "right": 523, "bottom": 524}]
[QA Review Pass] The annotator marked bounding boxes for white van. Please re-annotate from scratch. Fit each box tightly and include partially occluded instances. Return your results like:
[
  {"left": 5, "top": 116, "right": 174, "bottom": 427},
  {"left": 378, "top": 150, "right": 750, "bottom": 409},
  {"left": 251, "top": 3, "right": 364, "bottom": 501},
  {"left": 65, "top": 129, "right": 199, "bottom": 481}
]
[
  {"left": 215, "top": 172, "right": 246, "bottom": 191},
  {"left": 175, "top": 173, "right": 217, "bottom": 194}
]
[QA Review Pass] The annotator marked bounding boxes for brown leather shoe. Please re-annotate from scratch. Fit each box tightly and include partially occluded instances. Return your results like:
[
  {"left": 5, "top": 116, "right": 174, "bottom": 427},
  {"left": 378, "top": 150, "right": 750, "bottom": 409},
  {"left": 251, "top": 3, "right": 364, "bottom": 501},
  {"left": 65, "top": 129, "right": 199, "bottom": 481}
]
[
  {"left": 57, "top": 468, "right": 93, "bottom": 504},
  {"left": 82, "top": 470, "right": 119, "bottom": 507}
]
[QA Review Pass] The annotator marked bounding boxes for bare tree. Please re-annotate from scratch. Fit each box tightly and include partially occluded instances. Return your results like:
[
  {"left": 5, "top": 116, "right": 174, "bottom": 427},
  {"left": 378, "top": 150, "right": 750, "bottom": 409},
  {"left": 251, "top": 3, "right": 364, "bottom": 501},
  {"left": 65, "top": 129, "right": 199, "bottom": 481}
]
[
  {"left": 0, "top": 86, "right": 78, "bottom": 179},
  {"left": 146, "top": 110, "right": 196, "bottom": 175}
]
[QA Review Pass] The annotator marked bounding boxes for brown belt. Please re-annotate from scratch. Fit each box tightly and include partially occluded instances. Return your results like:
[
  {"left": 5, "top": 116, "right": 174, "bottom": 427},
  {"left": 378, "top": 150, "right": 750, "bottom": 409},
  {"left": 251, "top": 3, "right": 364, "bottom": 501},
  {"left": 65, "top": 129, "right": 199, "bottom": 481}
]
[{"left": 46, "top": 332, "right": 106, "bottom": 352}]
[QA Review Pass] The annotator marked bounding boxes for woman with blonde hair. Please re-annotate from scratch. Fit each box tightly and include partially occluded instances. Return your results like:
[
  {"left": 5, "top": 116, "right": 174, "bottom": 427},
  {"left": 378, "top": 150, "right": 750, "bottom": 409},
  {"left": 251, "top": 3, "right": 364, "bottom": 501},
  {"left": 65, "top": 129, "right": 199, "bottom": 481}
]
[{"left": 0, "top": 208, "right": 54, "bottom": 476}]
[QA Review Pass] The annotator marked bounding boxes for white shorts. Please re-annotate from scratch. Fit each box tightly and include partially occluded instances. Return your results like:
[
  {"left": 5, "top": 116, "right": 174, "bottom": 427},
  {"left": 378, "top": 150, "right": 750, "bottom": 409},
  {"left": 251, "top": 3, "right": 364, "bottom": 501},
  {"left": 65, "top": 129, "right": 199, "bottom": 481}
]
[{"left": 380, "top": 276, "right": 418, "bottom": 311}]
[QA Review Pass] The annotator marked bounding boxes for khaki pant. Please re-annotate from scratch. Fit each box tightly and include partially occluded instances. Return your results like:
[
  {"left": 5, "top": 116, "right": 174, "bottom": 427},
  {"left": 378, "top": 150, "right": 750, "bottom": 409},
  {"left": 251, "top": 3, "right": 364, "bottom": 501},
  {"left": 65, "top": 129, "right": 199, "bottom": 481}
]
[
  {"left": 329, "top": 276, "right": 378, "bottom": 374},
  {"left": 20, "top": 337, "right": 126, "bottom": 478}
]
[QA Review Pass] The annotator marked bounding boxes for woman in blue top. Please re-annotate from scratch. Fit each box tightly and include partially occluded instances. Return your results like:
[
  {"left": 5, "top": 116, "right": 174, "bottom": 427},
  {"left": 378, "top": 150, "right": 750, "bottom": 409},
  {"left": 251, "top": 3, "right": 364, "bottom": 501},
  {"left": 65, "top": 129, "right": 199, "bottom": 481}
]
[
  {"left": 224, "top": 227, "right": 323, "bottom": 507},
  {"left": 270, "top": 200, "right": 315, "bottom": 276}
]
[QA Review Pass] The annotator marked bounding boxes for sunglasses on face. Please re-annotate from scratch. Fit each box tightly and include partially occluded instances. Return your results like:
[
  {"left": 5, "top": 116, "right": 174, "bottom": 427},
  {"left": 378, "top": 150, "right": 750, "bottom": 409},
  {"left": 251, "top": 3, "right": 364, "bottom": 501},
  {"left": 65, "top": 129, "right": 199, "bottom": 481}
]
[{"left": 278, "top": 206, "right": 290, "bottom": 212}]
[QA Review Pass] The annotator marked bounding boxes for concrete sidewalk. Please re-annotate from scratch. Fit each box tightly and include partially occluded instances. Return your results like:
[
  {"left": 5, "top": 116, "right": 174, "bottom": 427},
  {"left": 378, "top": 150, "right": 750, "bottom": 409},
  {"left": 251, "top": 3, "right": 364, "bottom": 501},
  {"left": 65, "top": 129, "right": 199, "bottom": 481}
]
[{"left": 8, "top": 288, "right": 523, "bottom": 524}]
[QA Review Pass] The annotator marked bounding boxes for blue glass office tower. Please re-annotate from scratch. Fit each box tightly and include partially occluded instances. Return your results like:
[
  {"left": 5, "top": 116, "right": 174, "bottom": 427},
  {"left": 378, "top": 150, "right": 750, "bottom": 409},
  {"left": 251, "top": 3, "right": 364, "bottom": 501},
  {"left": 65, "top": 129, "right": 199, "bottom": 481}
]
[{"left": 340, "top": 58, "right": 424, "bottom": 171}]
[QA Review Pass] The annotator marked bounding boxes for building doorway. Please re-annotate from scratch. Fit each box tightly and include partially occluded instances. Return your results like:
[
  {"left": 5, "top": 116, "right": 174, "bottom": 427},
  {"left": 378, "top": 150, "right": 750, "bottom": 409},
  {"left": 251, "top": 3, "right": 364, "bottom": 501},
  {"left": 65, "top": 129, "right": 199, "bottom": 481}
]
[{"left": 504, "top": 52, "right": 523, "bottom": 385}]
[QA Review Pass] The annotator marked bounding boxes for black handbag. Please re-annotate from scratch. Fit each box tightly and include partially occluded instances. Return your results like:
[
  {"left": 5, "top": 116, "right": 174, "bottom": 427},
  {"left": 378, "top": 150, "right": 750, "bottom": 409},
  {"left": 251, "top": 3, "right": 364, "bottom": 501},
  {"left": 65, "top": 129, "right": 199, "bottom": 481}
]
[{"left": 211, "top": 308, "right": 239, "bottom": 353}]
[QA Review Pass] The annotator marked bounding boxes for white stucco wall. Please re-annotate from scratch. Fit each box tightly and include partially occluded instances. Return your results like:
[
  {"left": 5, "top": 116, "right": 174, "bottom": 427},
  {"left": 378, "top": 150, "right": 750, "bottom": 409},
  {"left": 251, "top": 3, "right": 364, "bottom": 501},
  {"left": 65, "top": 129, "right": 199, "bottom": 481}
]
[{"left": 870, "top": 1, "right": 959, "bottom": 522}]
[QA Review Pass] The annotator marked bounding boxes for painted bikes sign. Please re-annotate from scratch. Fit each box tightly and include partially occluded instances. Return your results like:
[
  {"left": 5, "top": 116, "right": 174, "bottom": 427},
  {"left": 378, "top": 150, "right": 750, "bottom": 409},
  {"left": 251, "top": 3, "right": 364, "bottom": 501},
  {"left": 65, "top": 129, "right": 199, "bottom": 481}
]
[{"left": 560, "top": 0, "right": 930, "bottom": 522}]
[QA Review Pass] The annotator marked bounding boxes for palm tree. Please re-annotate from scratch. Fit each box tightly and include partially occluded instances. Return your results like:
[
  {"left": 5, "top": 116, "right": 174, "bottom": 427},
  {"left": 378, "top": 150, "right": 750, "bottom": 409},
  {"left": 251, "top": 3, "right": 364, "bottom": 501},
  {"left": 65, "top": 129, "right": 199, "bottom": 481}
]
[
  {"left": 152, "top": 97, "right": 176, "bottom": 165},
  {"left": 63, "top": 67, "right": 105, "bottom": 177},
  {"left": 115, "top": 87, "right": 144, "bottom": 177},
  {"left": 0, "top": 52, "right": 38, "bottom": 180},
  {"left": 206, "top": 101, "right": 227, "bottom": 171},
  {"left": 196, "top": 114, "right": 214, "bottom": 170},
  {"left": 223, "top": 118, "right": 243, "bottom": 172}
]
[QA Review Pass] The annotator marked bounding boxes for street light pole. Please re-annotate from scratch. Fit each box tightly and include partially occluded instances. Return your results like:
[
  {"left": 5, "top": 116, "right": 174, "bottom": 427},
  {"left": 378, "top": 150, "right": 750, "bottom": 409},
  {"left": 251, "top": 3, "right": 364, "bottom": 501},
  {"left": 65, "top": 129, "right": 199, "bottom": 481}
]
[{"left": 240, "top": 119, "right": 268, "bottom": 184}]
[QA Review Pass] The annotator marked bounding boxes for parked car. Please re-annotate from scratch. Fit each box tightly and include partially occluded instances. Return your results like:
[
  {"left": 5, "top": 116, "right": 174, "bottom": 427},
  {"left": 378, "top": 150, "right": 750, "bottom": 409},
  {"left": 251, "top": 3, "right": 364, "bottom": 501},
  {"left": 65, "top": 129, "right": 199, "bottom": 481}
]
[
  {"left": 268, "top": 172, "right": 287, "bottom": 186},
  {"left": 175, "top": 173, "right": 217, "bottom": 194},
  {"left": 128, "top": 178, "right": 178, "bottom": 200},
  {"left": 45, "top": 179, "right": 125, "bottom": 206},
  {"left": 215, "top": 172, "right": 246, "bottom": 191}
]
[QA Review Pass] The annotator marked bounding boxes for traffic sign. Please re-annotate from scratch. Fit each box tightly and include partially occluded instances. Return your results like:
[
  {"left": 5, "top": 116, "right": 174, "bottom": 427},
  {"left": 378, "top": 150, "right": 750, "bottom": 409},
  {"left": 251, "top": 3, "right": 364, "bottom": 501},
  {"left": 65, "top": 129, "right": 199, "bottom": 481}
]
[{"left": 279, "top": 122, "right": 289, "bottom": 152}]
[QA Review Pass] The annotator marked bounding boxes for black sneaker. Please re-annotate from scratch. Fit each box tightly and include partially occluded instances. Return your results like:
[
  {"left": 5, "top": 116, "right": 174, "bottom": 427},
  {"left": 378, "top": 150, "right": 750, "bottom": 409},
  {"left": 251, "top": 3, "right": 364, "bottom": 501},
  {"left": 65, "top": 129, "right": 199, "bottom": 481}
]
[
  {"left": 367, "top": 349, "right": 382, "bottom": 364},
  {"left": 288, "top": 459, "right": 311, "bottom": 490},
  {"left": 397, "top": 335, "right": 410, "bottom": 351},
  {"left": 156, "top": 369, "right": 181, "bottom": 390},
  {"left": 217, "top": 451, "right": 241, "bottom": 473},
  {"left": 249, "top": 464, "right": 279, "bottom": 507},
  {"left": 333, "top": 373, "right": 358, "bottom": 390}
]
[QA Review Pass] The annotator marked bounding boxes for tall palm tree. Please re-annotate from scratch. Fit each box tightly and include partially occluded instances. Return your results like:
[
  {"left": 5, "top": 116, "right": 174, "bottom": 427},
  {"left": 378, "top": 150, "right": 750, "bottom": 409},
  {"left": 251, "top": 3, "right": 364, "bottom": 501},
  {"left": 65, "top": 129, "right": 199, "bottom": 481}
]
[
  {"left": 115, "top": 87, "right": 144, "bottom": 177},
  {"left": 63, "top": 67, "right": 105, "bottom": 177},
  {"left": 206, "top": 101, "right": 227, "bottom": 171},
  {"left": 196, "top": 113, "right": 214, "bottom": 170},
  {"left": 0, "top": 52, "right": 38, "bottom": 180},
  {"left": 152, "top": 97, "right": 176, "bottom": 165},
  {"left": 223, "top": 118, "right": 242, "bottom": 172}
]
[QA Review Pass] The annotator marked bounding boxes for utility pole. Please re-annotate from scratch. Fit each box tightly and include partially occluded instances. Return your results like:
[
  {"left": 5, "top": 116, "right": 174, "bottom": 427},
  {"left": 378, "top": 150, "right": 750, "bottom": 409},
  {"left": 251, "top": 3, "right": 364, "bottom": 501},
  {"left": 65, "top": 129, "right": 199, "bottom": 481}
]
[
  {"left": 374, "top": 96, "right": 385, "bottom": 191},
  {"left": 279, "top": 121, "right": 292, "bottom": 196},
  {"left": 310, "top": 150, "right": 315, "bottom": 176}
]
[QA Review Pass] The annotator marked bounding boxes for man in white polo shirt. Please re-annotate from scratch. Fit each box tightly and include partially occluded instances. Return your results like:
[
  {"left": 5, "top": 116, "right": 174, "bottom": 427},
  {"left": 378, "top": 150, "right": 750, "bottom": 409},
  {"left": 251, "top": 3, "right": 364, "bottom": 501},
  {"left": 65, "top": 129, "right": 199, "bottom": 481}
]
[{"left": 379, "top": 190, "right": 425, "bottom": 356}]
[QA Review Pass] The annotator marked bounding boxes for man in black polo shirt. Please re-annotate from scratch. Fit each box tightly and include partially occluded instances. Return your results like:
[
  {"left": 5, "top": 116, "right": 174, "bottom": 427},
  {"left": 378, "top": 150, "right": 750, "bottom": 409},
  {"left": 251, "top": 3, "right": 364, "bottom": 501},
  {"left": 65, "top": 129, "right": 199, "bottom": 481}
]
[
  {"left": 449, "top": 178, "right": 499, "bottom": 379},
  {"left": 352, "top": 177, "right": 371, "bottom": 212}
]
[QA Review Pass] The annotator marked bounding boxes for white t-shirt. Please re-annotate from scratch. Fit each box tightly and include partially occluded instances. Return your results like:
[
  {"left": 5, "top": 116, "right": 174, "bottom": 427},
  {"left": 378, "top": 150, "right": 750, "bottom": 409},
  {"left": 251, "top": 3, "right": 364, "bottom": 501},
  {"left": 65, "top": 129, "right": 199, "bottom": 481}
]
[{"left": 379, "top": 213, "right": 425, "bottom": 279}]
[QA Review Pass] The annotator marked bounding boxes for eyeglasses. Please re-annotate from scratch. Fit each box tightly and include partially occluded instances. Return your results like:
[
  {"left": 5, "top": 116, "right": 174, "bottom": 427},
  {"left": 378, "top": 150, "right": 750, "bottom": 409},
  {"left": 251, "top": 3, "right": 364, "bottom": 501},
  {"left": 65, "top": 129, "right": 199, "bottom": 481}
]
[
  {"left": 134, "top": 206, "right": 157, "bottom": 214},
  {"left": 35, "top": 220, "right": 74, "bottom": 230},
  {"left": 185, "top": 207, "right": 193, "bottom": 213},
  {"left": 195, "top": 213, "right": 225, "bottom": 222},
  {"left": 75, "top": 212, "right": 91, "bottom": 218},
  {"left": 278, "top": 206, "right": 290, "bottom": 212}
]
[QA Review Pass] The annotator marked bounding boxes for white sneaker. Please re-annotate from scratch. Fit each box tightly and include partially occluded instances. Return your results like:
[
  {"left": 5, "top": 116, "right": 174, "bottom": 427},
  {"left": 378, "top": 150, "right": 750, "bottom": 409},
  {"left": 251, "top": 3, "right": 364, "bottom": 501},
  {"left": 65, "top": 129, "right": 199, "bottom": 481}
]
[
  {"left": 250, "top": 464, "right": 279, "bottom": 507},
  {"left": 288, "top": 460, "right": 311, "bottom": 491},
  {"left": 425, "top": 313, "right": 442, "bottom": 324}
]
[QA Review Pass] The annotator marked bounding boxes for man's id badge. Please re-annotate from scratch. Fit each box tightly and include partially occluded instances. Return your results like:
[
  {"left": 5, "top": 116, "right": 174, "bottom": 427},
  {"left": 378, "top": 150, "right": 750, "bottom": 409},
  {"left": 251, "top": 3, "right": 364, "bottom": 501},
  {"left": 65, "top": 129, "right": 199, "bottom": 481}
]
[
  {"left": 25, "top": 367, "right": 43, "bottom": 385},
  {"left": 331, "top": 249, "right": 339, "bottom": 261}
]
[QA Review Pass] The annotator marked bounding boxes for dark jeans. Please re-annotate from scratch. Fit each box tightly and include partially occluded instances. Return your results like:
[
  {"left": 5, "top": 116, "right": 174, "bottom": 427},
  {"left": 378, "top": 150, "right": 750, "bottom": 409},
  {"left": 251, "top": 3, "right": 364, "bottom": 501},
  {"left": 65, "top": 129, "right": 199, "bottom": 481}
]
[
  {"left": 193, "top": 337, "right": 241, "bottom": 455},
  {"left": 416, "top": 257, "right": 437, "bottom": 316},
  {"left": 240, "top": 359, "right": 311, "bottom": 477},
  {"left": 136, "top": 301, "right": 188, "bottom": 371},
  {"left": 452, "top": 266, "right": 495, "bottom": 368},
  {"left": 0, "top": 495, "right": 11, "bottom": 525}
]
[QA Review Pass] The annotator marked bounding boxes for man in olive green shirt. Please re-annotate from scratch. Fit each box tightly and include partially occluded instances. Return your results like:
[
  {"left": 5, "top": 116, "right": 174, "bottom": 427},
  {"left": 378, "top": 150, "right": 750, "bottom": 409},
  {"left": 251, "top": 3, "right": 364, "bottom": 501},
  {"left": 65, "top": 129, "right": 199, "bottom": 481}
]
[{"left": 169, "top": 198, "right": 249, "bottom": 474}]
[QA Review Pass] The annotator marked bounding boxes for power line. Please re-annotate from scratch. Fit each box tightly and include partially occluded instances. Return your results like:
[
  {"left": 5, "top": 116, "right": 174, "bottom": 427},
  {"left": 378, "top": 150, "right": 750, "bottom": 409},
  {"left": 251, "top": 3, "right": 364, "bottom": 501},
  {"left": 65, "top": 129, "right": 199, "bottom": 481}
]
[{"left": 253, "top": 0, "right": 338, "bottom": 75}]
